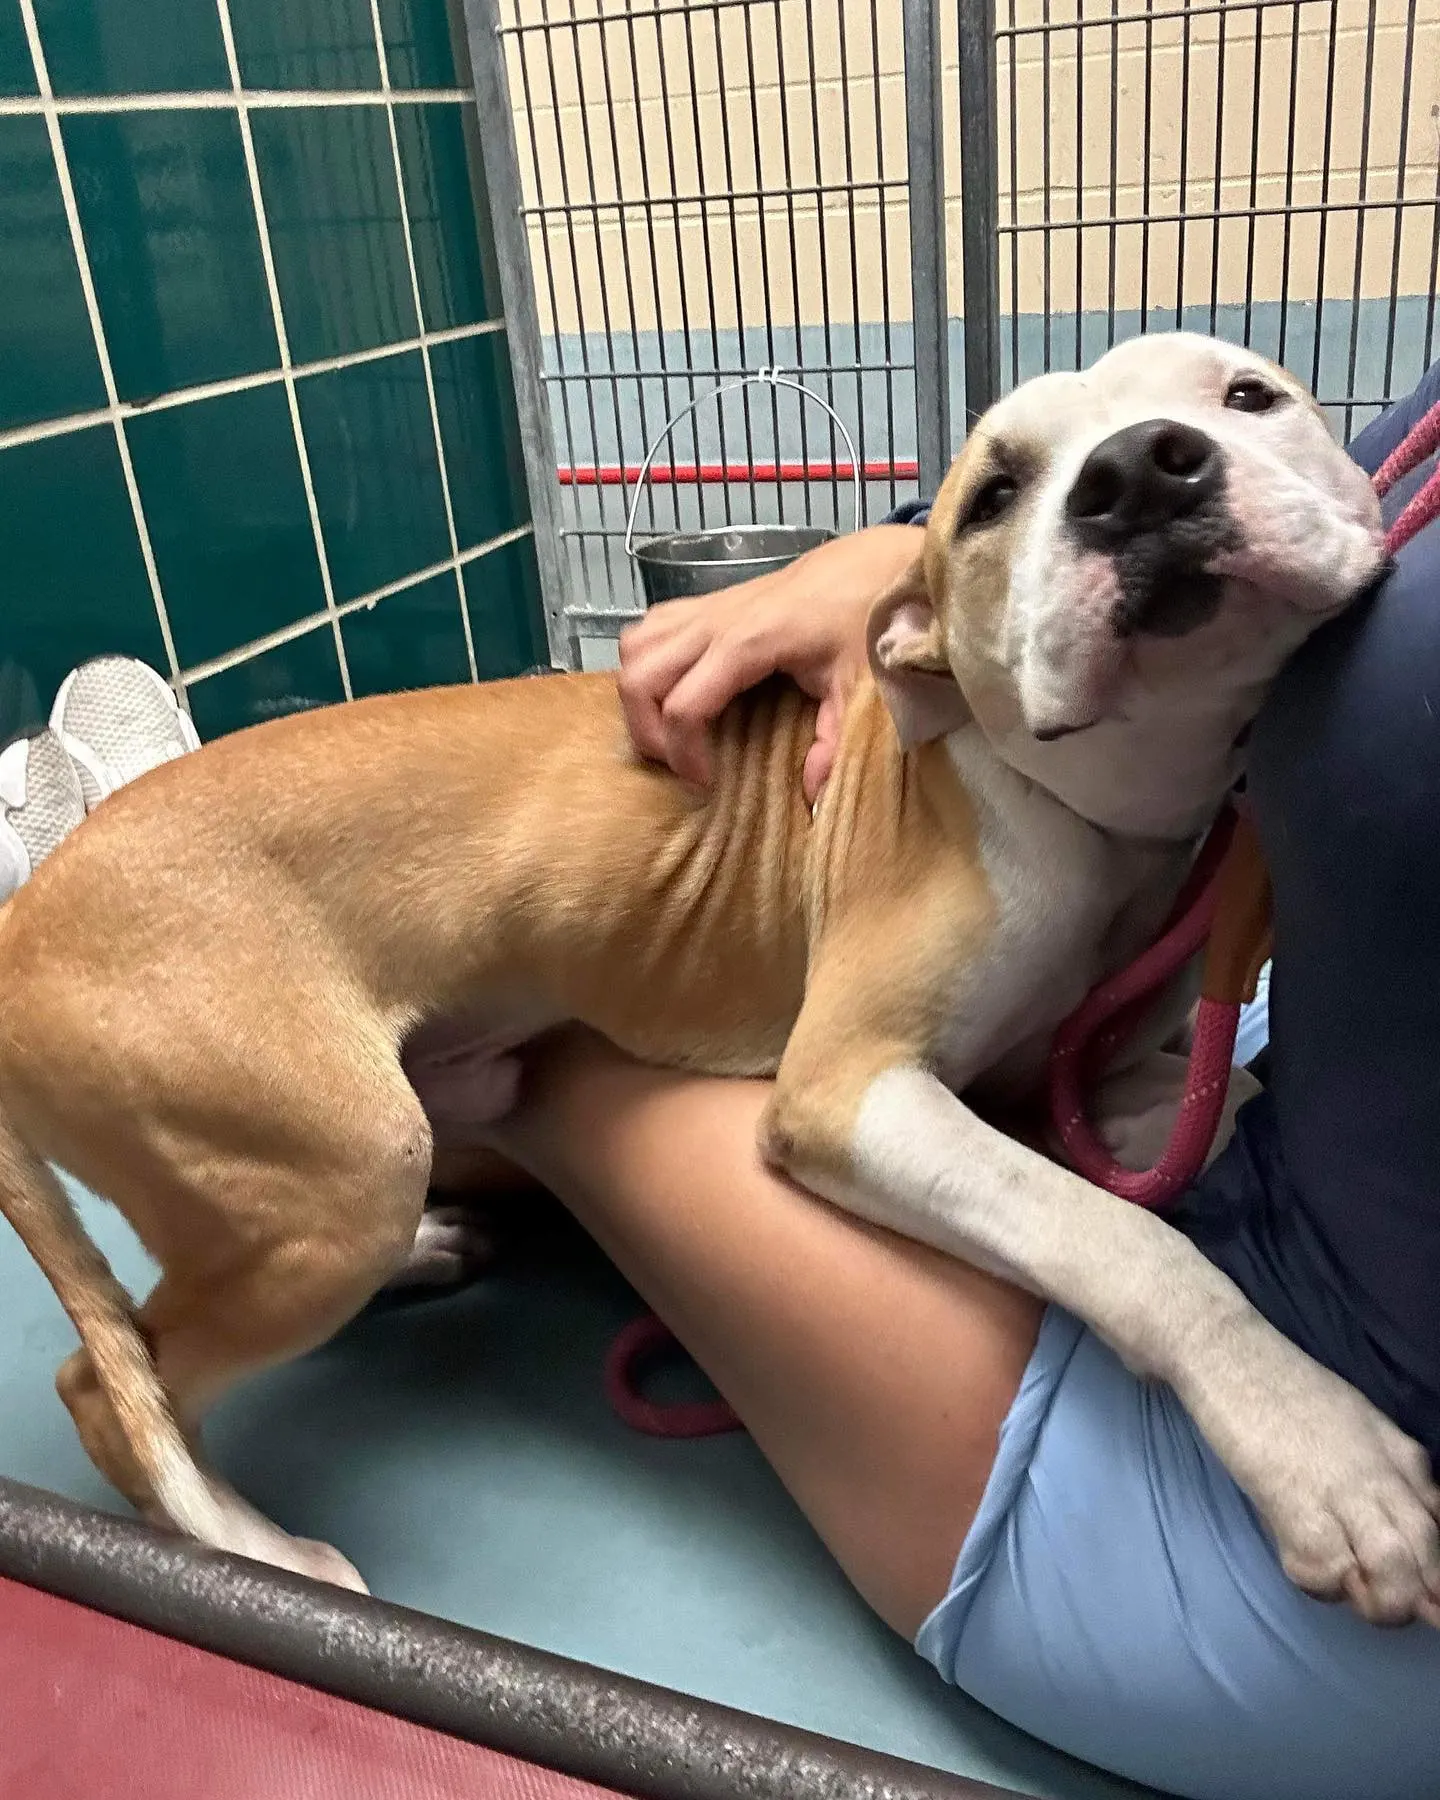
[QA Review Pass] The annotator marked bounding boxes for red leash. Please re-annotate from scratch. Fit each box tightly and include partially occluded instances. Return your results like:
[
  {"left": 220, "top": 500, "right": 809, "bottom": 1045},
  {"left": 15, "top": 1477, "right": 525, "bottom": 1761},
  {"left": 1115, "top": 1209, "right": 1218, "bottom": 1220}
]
[
  {"left": 604, "top": 1316, "right": 740, "bottom": 1437},
  {"left": 1048, "top": 804, "right": 1252, "bottom": 1208},
  {"left": 609, "top": 394, "right": 1440, "bottom": 1439}
]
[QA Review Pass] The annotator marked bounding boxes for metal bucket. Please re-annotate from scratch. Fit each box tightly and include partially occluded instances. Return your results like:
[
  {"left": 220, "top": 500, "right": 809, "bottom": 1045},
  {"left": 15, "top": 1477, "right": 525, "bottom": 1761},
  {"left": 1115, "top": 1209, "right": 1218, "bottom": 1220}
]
[
  {"left": 625, "top": 369, "right": 860, "bottom": 608},
  {"left": 631, "top": 522, "right": 838, "bottom": 605}
]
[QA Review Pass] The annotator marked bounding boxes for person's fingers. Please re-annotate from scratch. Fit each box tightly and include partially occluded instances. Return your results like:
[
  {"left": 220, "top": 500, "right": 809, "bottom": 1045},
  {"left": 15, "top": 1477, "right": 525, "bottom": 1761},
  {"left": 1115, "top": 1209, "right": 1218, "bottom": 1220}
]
[
  {"left": 617, "top": 596, "right": 699, "bottom": 663},
  {"left": 803, "top": 688, "right": 843, "bottom": 805},
  {"left": 803, "top": 653, "right": 867, "bottom": 805},
  {"left": 617, "top": 621, "right": 710, "bottom": 767},
  {"left": 659, "top": 631, "right": 781, "bottom": 786}
]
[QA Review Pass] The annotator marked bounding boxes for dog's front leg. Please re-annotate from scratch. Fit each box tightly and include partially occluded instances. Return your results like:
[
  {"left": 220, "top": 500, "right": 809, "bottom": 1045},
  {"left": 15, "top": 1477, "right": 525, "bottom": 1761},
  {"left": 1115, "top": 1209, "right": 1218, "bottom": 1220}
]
[{"left": 761, "top": 1032, "right": 1440, "bottom": 1627}]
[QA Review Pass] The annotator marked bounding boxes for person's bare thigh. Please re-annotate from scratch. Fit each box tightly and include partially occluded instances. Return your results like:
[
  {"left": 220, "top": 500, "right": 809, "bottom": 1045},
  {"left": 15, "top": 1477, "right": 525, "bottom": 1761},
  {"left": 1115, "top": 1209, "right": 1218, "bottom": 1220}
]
[{"left": 487, "top": 1029, "right": 1043, "bottom": 1639}]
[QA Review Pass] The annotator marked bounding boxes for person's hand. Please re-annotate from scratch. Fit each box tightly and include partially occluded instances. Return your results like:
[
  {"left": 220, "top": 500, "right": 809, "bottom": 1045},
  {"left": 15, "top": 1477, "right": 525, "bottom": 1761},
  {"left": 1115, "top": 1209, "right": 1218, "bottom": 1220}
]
[{"left": 617, "top": 524, "right": 920, "bottom": 803}]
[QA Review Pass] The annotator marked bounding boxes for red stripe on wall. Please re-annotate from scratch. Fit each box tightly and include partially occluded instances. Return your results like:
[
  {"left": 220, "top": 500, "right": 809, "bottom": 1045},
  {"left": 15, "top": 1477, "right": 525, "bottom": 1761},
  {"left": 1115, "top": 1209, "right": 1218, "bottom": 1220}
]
[{"left": 557, "top": 458, "right": 920, "bottom": 487}]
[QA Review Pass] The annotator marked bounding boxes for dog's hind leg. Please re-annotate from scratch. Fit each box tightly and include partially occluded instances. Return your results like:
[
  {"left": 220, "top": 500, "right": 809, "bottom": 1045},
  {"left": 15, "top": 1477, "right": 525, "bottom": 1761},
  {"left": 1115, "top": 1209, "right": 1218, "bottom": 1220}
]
[{"left": 52, "top": 1063, "right": 433, "bottom": 1591}]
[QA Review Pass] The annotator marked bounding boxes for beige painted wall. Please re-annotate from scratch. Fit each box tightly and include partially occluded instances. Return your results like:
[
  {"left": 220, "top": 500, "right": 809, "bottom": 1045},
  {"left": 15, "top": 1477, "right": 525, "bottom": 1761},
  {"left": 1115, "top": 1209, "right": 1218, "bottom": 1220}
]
[{"left": 501, "top": 0, "right": 1440, "bottom": 336}]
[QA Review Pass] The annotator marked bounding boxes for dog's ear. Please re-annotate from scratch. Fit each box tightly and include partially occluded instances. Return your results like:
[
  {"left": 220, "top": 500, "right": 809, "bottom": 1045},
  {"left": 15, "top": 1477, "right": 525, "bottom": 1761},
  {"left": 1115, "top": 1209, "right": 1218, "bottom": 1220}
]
[{"left": 867, "top": 559, "right": 971, "bottom": 748}]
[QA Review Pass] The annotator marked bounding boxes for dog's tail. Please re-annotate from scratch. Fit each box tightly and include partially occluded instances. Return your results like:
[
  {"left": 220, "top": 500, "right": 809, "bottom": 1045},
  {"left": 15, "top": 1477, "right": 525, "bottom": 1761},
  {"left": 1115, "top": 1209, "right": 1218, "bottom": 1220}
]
[{"left": 0, "top": 1104, "right": 223, "bottom": 1542}]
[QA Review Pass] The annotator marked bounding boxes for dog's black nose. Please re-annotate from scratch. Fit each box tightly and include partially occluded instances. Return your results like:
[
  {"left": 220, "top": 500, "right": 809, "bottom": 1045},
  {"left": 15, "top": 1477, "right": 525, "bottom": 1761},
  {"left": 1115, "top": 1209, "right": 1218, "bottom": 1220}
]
[{"left": 1065, "top": 420, "right": 1221, "bottom": 546}]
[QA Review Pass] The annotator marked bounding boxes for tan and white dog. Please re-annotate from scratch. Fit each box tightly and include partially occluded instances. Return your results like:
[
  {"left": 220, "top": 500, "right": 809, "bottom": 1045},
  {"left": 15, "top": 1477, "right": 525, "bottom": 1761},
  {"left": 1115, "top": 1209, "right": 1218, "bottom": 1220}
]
[{"left": 1, "top": 333, "right": 1437, "bottom": 1624}]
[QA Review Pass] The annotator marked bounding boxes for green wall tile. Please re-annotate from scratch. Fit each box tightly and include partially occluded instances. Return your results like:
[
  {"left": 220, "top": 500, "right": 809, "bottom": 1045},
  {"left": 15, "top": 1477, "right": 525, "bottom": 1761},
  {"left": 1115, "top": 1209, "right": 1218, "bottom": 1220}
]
[
  {"left": 128, "top": 385, "right": 327, "bottom": 670},
  {"left": 0, "top": 427, "right": 168, "bottom": 745},
  {"left": 297, "top": 349, "right": 448, "bottom": 601},
  {"left": 380, "top": 0, "right": 459, "bottom": 88},
  {"left": 251, "top": 106, "right": 417, "bottom": 365},
  {"left": 0, "top": 116, "right": 107, "bottom": 431},
  {"left": 32, "top": 0, "right": 228, "bottom": 96},
  {"left": 0, "top": 0, "right": 35, "bottom": 95},
  {"left": 227, "top": 0, "right": 380, "bottom": 90},
  {"left": 394, "top": 103, "right": 497, "bottom": 331},
  {"left": 64, "top": 111, "right": 278, "bottom": 403},
  {"left": 341, "top": 571, "right": 472, "bottom": 696},
  {"left": 430, "top": 333, "right": 531, "bottom": 550},
  {"left": 463, "top": 535, "right": 549, "bottom": 681},
  {"left": 186, "top": 627, "right": 345, "bottom": 740}
]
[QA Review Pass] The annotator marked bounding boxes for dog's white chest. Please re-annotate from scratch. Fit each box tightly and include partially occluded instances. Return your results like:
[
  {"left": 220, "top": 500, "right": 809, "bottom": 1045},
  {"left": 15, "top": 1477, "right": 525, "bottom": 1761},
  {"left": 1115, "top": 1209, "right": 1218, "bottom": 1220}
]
[{"left": 932, "top": 728, "right": 1171, "bottom": 1093}]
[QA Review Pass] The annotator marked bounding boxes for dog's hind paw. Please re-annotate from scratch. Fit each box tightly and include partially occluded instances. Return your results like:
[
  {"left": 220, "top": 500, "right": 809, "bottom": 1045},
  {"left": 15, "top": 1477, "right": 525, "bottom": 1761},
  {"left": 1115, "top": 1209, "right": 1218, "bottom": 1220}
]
[{"left": 384, "top": 1204, "right": 499, "bottom": 1293}]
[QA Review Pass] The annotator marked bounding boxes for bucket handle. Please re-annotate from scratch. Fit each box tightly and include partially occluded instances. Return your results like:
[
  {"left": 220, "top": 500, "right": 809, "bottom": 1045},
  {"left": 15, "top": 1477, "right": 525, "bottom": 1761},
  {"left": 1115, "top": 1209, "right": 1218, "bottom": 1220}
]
[{"left": 623, "top": 368, "right": 862, "bottom": 559}]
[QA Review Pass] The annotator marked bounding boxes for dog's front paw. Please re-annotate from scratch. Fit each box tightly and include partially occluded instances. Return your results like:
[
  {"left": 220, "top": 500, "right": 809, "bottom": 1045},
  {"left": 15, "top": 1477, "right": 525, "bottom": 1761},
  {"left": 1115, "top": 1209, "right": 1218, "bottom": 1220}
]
[
  {"left": 1091, "top": 1054, "right": 1261, "bottom": 1174},
  {"left": 1190, "top": 1322, "right": 1440, "bottom": 1627},
  {"left": 1271, "top": 1398, "right": 1440, "bottom": 1628}
]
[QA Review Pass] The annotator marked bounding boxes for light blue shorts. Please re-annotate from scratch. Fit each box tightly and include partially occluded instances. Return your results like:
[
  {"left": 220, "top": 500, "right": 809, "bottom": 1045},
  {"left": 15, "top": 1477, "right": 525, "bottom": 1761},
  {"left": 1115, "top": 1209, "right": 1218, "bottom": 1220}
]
[{"left": 916, "top": 1307, "right": 1440, "bottom": 1800}]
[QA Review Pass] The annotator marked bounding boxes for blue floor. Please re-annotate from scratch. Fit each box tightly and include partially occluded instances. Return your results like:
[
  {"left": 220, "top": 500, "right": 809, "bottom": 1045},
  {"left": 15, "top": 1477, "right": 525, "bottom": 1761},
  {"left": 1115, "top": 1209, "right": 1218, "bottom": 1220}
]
[{"left": 0, "top": 1182, "right": 1158, "bottom": 1800}]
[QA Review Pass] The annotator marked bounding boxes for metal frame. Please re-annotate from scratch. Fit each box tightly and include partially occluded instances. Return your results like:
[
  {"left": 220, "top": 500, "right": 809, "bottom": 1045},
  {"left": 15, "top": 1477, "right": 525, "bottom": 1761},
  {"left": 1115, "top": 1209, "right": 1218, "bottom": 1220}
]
[
  {"left": 956, "top": 0, "right": 1002, "bottom": 426},
  {"left": 463, "top": 0, "right": 577, "bottom": 668},
  {"left": 0, "top": 1477, "right": 1025, "bottom": 1800},
  {"left": 903, "top": 0, "right": 954, "bottom": 490}
]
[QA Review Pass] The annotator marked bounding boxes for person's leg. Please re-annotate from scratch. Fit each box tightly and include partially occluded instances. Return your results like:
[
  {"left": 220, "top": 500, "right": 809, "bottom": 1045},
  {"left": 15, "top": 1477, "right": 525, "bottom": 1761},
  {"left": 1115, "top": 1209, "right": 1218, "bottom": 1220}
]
[{"left": 487, "top": 1028, "right": 1043, "bottom": 1640}]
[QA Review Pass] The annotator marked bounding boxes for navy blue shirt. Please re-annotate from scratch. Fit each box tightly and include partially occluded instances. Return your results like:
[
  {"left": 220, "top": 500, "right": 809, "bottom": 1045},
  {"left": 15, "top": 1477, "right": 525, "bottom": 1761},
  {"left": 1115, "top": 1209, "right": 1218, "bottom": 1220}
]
[
  {"left": 1183, "top": 371, "right": 1440, "bottom": 1460},
  {"left": 891, "top": 370, "right": 1440, "bottom": 1460}
]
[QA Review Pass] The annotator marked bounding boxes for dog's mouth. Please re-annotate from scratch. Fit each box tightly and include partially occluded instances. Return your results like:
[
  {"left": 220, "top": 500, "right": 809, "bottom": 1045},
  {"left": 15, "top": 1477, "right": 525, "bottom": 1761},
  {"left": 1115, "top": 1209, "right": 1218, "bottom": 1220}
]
[
  {"left": 1027, "top": 513, "right": 1237, "bottom": 744},
  {"left": 1109, "top": 507, "right": 1241, "bottom": 641},
  {"left": 1032, "top": 718, "right": 1096, "bottom": 744},
  {"left": 1113, "top": 563, "right": 1225, "bottom": 639}
]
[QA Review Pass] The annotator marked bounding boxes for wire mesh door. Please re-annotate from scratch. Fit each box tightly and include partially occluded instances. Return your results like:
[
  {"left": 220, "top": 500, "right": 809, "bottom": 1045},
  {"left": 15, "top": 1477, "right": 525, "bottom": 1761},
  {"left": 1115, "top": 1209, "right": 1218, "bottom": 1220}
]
[
  {"left": 475, "top": 0, "right": 951, "bottom": 661},
  {"left": 960, "top": 0, "right": 1440, "bottom": 439},
  {"left": 464, "top": 0, "right": 1435, "bottom": 665}
]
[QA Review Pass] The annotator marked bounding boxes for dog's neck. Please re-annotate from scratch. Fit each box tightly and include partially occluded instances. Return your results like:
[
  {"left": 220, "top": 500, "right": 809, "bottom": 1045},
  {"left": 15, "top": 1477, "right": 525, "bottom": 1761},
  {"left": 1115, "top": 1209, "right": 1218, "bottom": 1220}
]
[{"left": 968, "top": 685, "right": 1263, "bottom": 843}]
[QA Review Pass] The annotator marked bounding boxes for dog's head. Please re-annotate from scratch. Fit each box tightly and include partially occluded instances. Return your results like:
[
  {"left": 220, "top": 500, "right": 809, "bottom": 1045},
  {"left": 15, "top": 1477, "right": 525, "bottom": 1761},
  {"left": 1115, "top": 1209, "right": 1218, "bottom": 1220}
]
[{"left": 868, "top": 332, "right": 1386, "bottom": 832}]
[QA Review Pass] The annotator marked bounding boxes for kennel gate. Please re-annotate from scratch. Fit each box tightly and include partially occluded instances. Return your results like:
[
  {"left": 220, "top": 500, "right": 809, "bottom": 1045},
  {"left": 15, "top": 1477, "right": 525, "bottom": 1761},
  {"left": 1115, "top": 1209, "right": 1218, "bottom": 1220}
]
[{"left": 460, "top": 0, "right": 1440, "bottom": 669}]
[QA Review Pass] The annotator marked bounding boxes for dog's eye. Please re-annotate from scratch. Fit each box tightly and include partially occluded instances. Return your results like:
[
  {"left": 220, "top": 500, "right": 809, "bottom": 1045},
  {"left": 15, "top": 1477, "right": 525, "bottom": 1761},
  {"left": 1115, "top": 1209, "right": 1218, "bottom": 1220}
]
[
  {"left": 964, "top": 475, "right": 1018, "bottom": 528},
  {"left": 1224, "top": 376, "right": 1280, "bottom": 414}
]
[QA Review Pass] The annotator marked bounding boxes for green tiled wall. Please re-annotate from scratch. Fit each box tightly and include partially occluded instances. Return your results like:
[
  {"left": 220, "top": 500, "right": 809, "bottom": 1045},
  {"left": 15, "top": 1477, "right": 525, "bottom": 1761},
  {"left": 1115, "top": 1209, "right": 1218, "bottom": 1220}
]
[{"left": 0, "top": 0, "right": 548, "bottom": 746}]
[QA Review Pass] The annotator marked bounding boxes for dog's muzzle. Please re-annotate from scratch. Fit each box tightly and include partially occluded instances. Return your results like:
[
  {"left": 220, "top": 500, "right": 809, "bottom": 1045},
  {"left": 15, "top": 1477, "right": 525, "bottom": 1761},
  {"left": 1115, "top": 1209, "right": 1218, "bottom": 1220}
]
[{"left": 1066, "top": 419, "right": 1236, "bottom": 640}]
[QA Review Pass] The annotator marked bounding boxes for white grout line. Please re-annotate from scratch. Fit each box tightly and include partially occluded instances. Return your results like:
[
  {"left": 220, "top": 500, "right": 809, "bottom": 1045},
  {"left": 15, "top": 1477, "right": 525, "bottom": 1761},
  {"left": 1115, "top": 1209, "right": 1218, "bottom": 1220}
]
[
  {"left": 213, "top": 0, "right": 354, "bottom": 701},
  {"left": 179, "top": 525, "right": 534, "bottom": 685},
  {"left": 368, "top": 0, "right": 479, "bottom": 683},
  {"left": 0, "top": 88, "right": 474, "bottom": 115},
  {"left": 0, "top": 319, "right": 508, "bottom": 454},
  {"left": 16, "top": 0, "right": 186, "bottom": 701}
]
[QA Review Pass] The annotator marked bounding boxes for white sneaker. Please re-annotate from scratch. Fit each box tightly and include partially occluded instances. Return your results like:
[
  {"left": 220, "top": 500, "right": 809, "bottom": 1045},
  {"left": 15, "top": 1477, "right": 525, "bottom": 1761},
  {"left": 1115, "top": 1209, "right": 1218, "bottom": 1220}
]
[
  {"left": 0, "top": 728, "right": 87, "bottom": 903},
  {"left": 49, "top": 655, "right": 199, "bottom": 812}
]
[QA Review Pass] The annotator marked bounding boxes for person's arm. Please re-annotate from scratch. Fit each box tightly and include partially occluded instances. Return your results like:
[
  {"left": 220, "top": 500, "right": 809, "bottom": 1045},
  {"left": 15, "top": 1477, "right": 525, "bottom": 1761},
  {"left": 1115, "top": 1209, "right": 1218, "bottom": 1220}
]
[{"left": 617, "top": 523, "right": 922, "bottom": 802}]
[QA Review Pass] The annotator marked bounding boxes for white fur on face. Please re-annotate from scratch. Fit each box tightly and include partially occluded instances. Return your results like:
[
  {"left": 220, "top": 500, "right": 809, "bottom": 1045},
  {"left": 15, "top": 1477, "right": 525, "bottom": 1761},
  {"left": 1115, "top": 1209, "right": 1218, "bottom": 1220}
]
[{"left": 965, "top": 333, "right": 1385, "bottom": 746}]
